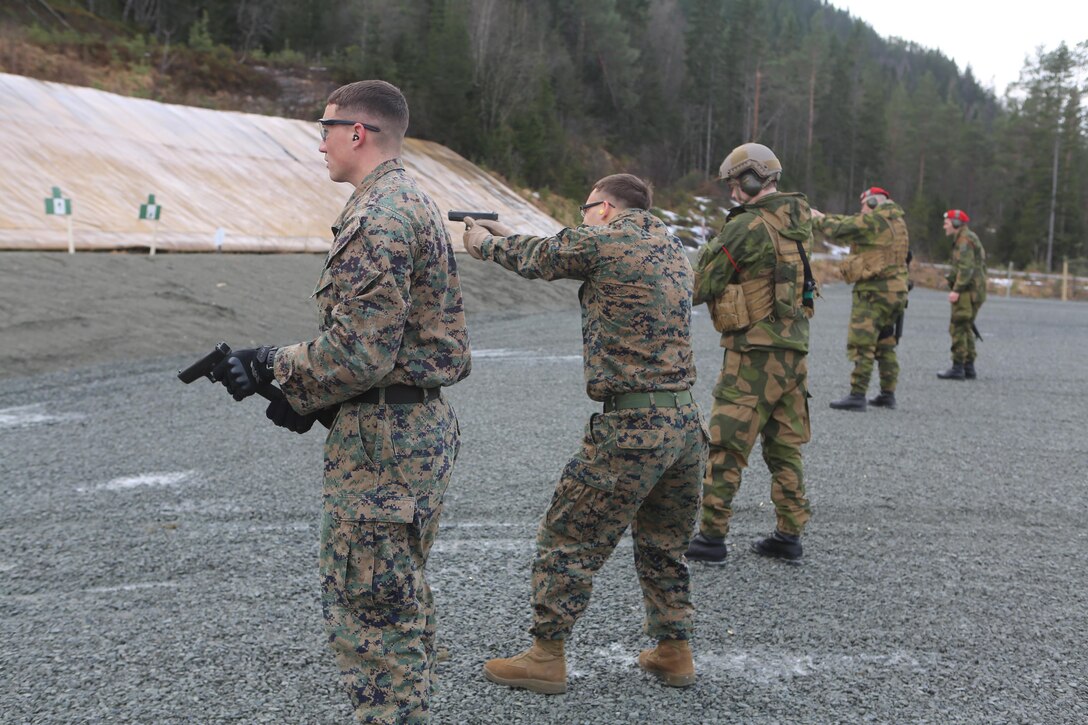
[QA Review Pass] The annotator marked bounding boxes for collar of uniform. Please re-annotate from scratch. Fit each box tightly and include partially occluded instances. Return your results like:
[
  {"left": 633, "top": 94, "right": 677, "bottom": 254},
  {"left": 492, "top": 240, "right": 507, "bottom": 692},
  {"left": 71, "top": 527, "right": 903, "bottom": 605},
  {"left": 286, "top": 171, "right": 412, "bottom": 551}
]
[
  {"left": 330, "top": 158, "right": 405, "bottom": 235},
  {"left": 608, "top": 207, "right": 648, "bottom": 226},
  {"left": 356, "top": 157, "right": 404, "bottom": 199},
  {"left": 744, "top": 190, "right": 783, "bottom": 209}
]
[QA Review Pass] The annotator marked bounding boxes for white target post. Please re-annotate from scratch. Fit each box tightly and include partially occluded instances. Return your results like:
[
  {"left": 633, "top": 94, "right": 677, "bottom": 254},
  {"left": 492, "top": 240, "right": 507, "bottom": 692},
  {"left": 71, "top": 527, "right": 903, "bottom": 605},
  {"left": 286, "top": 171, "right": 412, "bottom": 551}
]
[
  {"left": 139, "top": 193, "right": 162, "bottom": 256},
  {"left": 44, "top": 186, "right": 74, "bottom": 253}
]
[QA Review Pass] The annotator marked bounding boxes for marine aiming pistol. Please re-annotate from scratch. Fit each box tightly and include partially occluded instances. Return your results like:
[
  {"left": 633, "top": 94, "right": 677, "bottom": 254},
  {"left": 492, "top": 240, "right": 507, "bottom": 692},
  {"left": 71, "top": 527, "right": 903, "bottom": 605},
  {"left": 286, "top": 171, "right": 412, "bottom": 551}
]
[{"left": 448, "top": 210, "right": 499, "bottom": 222}]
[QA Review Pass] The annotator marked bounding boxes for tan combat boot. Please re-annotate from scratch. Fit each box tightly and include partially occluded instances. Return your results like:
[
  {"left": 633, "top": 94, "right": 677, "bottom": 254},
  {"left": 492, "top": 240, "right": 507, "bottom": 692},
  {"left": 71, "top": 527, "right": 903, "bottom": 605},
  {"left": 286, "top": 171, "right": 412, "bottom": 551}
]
[
  {"left": 638, "top": 639, "right": 696, "bottom": 687},
  {"left": 483, "top": 638, "right": 567, "bottom": 694}
]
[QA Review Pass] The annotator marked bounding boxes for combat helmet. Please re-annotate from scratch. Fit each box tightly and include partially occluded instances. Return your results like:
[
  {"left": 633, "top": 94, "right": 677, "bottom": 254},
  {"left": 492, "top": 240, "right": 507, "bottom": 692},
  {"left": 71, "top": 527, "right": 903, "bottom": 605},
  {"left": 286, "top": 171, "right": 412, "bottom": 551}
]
[{"left": 718, "top": 143, "right": 782, "bottom": 195}]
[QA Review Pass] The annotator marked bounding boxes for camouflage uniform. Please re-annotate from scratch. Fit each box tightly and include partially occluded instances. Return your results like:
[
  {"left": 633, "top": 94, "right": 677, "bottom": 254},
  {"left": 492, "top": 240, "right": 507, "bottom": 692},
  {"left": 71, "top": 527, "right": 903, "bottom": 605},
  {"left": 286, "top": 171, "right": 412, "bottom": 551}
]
[
  {"left": 694, "top": 192, "right": 813, "bottom": 539},
  {"left": 274, "top": 159, "right": 471, "bottom": 724},
  {"left": 815, "top": 201, "right": 910, "bottom": 394},
  {"left": 946, "top": 226, "right": 987, "bottom": 364},
  {"left": 477, "top": 209, "right": 708, "bottom": 642}
]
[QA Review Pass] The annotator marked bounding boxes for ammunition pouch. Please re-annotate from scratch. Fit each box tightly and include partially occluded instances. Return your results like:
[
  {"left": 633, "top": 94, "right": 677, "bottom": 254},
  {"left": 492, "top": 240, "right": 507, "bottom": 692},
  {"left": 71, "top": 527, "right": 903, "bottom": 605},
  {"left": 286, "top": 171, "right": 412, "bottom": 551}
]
[
  {"left": 709, "top": 274, "right": 774, "bottom": 333},
  {"left": 841, "top": 247, "right": 901, "bottom": 283}
]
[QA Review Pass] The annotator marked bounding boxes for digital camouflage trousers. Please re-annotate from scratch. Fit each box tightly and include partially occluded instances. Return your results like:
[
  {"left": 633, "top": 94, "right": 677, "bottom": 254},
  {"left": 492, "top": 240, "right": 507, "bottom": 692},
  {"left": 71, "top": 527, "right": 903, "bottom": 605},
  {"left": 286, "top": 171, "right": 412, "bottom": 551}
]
[
  {"left": 319, "top": 396, "right": 459, "bottom": 724},
  {"left": 531, "top": 402, "right": 708, "bottom": 642},
  {"left": 701, "top": 348, "right": 811, "bottom": 538},
  {"left": 847, "top": 288, "right": 908, "bottom": 394},
  {"left": 950, "top": 290, "right": 983, "bottom": 363}
]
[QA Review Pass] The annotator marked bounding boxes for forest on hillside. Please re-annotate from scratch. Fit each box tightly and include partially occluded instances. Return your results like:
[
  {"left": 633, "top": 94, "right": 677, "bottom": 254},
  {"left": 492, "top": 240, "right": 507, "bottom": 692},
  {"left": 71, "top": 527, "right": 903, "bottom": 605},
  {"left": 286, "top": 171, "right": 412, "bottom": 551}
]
[{"left": 2, "top": 0, "right": 1087, "bottom": 270}]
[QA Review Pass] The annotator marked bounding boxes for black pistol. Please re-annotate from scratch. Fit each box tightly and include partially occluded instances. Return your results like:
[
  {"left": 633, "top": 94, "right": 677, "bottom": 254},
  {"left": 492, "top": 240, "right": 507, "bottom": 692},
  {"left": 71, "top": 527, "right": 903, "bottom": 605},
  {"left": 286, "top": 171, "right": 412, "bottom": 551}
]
[
  {"left": 448, "top": 210, "right": 499, "bottom": 222},
  {"left": 177, "top": 341, "right": 232, "bottom": 384},
  {"left": 179, "top": 342, "right": 339, "bottom": 429},
  {"left": 178, "top": 341, "right": 282, "bottom": 401}
]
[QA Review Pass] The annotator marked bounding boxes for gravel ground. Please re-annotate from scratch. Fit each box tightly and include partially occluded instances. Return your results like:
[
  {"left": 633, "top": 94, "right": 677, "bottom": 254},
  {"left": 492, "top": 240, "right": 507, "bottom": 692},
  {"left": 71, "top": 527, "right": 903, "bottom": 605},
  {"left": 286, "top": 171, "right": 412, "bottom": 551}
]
[{"left": 1, "top": 276, "right": 1087, "bottom": 724}]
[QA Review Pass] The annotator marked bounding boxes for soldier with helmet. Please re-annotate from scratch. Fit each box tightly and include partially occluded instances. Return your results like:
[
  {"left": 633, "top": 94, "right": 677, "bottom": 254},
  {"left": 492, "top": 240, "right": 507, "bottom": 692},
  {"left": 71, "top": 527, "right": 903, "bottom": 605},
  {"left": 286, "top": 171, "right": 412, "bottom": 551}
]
[
  {"left": 812, "top": 187, "right": 911, "bottom": 411},
  {"left": 938, "top": 209, "right": 986, "bottom": 380},
  {"left": 685, "top": 143, "right": 816, "bottom": 564}
]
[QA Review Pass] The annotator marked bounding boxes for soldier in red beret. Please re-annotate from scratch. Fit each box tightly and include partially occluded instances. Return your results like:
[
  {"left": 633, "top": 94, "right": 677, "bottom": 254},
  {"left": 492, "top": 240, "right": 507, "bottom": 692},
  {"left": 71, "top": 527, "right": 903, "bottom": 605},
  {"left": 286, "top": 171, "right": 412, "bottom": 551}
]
[{"left": 938, "top": 209, "right": 986, "bottom": 380}]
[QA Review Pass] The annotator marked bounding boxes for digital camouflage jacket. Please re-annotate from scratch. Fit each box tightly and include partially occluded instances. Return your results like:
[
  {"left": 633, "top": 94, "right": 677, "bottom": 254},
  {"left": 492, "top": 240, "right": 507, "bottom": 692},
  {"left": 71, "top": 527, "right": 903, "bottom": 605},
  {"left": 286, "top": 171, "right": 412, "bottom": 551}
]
[
  {"left": 274, "top": 158, "right": 471, "bottom": 414},
  {"left": 479, "top": 208, "right": 696, "bottom": 402}
]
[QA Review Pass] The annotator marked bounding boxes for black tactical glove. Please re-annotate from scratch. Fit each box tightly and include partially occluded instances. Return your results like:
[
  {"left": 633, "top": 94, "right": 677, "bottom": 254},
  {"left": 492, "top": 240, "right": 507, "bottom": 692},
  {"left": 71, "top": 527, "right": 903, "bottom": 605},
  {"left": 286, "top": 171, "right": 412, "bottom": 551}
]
[
  {"left": 265, "top": 397, "right": 318, "bottom": 434},
  {"left": 212, "top": 345, "right": 277, "bottom": 401}
]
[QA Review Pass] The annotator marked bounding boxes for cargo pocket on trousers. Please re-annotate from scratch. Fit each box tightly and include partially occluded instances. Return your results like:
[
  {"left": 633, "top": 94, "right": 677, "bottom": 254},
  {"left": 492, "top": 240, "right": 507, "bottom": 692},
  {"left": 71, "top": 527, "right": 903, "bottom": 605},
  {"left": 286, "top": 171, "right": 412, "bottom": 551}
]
[
  {"left": 712, "top": 393, "right": 760, "bottom": 453},
  {"left": 327, "top": 493, "right": 417, "bottom": 607},
  {"left": 616, "top": 429, "right": 664, "bottom": 451},
  {"left": 544, "top": 460, "right": 615, "bottom": 543},
  {"left": 713, "top": 351, "right": 744, "bottom": 399},
  {"left": 951, "top": 295, "right": 974, "bottom": 323}
]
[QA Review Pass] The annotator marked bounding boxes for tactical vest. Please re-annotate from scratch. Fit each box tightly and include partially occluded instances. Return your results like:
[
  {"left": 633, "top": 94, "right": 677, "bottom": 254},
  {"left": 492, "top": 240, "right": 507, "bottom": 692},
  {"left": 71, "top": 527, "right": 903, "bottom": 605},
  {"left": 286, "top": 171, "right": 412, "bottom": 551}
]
[
  {"left": 710, "top": 208, "right": 815, "bottom": 333},
  {"left": 840, "top": 212, "right": 910, "bottom": 284}
]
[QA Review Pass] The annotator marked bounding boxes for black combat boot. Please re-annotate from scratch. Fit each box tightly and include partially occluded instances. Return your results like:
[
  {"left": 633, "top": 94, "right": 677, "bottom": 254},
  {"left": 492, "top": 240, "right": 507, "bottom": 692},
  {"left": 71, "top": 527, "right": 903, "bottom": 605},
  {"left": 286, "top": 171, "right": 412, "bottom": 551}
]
[
  {"left": 829, "top": 392, "right": 867, "bottom": 411},
  {"left": 868, "top": 391, "right": 896, "bottom": 409},
  {"left": 685, "top": 532, "right": 727, "bottom": 564},
  {"left": 937, "top": 363, "right": 965, "bottom": 380},
  {"left": 963, "top": 361, "right": 977, "bottom": 379},
  {"left": 750, "top": 530, "right": 803, "bottom": 561}
]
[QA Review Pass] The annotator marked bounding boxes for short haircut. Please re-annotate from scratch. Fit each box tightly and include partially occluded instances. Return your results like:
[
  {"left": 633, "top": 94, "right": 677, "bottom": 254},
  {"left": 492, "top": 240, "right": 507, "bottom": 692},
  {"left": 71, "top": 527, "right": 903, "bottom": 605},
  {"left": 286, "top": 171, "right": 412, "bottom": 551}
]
[
  {"left": 593, "top": 173, "right": 653, "bottom": 210},
  {"left": 327, "top": 80, "right": 409, "bottom": 144}
]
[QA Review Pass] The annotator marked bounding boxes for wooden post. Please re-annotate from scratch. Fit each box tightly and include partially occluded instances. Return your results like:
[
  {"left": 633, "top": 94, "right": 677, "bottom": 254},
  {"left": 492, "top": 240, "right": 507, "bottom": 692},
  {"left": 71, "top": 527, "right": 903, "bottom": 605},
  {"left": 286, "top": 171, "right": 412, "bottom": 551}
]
[
  {"left": 1006, "top": 262, "right": 1013, "bottom": 298},
  {"left": 1061, "top": 259, "right": 1069, "bottom": 301},
  {"left": 67, "top": 215, "right": 74, "bottom": 254},
  {"left": 150, "top": 223, "right": 157, "bottom": 258}
]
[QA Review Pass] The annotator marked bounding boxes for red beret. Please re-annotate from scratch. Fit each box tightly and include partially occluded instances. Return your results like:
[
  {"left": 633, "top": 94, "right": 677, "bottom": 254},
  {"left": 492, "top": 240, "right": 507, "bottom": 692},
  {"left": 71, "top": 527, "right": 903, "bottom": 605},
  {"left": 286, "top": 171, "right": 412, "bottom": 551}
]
[
  {"left": 860, "top": 186, "right": 891, "bottom": 200},
  {"left": 944, "top": 209, "right": 970, "bottom": 224}
]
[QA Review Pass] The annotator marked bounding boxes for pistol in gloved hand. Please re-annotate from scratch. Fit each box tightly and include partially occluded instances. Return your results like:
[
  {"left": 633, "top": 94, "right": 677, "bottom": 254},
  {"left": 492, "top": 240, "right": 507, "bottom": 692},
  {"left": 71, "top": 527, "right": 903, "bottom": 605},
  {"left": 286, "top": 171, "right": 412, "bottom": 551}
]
[{"left": 211, "top": 345, "right": 277, "bottom": 401}]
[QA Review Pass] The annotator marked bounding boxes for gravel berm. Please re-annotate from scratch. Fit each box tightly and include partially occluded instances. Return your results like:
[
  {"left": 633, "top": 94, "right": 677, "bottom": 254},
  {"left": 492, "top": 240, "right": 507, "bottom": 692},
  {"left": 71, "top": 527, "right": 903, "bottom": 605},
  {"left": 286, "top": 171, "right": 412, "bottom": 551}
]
[{"left": 1, "top": 253, "right": 1086, "bottom": 724}]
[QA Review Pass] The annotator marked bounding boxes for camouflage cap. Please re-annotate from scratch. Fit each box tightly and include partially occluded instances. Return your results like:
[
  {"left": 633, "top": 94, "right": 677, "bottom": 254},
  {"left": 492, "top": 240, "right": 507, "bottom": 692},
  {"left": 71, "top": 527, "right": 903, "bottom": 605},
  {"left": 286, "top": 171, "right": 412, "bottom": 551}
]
[{"left": 718, "top": 143, "right": 783, "bottom": 181}]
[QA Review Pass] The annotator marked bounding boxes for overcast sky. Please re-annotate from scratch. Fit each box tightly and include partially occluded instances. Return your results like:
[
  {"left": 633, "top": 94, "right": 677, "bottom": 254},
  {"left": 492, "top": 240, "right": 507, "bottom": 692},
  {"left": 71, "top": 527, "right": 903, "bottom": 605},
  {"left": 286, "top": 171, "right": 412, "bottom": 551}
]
[{"left": 826, "top": 1, "right": 1086, "bottom": 95}]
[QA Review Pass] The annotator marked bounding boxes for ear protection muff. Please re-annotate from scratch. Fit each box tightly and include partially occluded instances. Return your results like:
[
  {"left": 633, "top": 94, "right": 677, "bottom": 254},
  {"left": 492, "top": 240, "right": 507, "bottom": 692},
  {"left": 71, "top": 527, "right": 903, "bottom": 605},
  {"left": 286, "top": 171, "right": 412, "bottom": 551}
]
[
  {"left": 738, "top": 171, "right": 765, "bottom": 196},
  {"left": 950, "top": 218, "right": 962, "bottom": 228},
  {"left": 860, "top": 187, "right": 890, "bottom": 208}
]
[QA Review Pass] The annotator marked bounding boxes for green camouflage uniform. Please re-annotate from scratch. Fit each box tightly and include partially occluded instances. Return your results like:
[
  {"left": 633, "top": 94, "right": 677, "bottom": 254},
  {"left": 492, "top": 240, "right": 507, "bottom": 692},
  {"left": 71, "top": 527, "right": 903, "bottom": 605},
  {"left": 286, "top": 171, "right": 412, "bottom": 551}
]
[
  {"left": 478, "top": 208, "right": 707, "bottom": 642},
  {"left": 946, "top": 226, "right": 987, "bottom": 364},
  {"left": 815, "top": 201, "right": 910, "bottom": 394},
  {"left": 694, "top": 192, "right": 813, "bottom": 538},
  {"left": 274, "top": 159, "right": 471, "bottom": 724}
]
